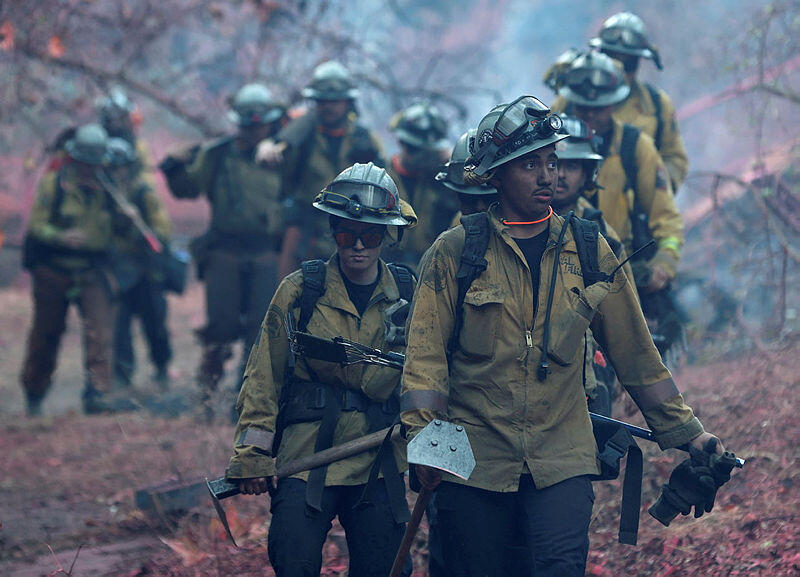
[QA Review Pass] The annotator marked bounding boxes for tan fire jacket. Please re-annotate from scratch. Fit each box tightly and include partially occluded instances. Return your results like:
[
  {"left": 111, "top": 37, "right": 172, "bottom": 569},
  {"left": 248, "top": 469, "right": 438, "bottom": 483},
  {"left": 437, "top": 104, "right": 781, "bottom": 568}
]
[
  {"left": 613, "top": 80, "right": 689, "bottom": 191},
  {"left": 280, "top": 117, "right": 384, "bottom": 258},
  {"left": 401, "top": 207, "right": 703, "bottom": 492},
  {"left": 28, "top": 166, "right": 115, "bottom": 271},
  {"left": 226, "top": 255, "right": 407, "bottom": 484},
  {"left": 388, "top": 157, "right": 460, "bottom": 267},
  {"left": 591, "top": 119, "right": 684, "bottom": 280},
  {"left": 164, "top": 137, "right": 285, "bottom": 247}
]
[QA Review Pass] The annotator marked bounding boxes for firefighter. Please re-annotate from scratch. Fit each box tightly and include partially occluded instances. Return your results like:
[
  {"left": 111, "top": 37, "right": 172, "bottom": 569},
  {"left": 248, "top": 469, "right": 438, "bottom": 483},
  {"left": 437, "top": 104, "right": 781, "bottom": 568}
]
[
  {"left": 160, "top": 83, "right": 286, "bottom": 413},
  {"left": 589, "top": 11, "right": 689, "bottom": 190},
  {"left": 256, "top": 61, "right": 384, "bottom": 272},
  {"left": 385, "top": 102, "right": 457, "bottom": 267},
  {"left": 226, "top": 163, "right": 415, "bottom": 577},
  {"left": 21, "top": 124, "right": 136, "bottom": 415},
  {"left": 401, "top": 96, "right": 725, "bottom": 576}
]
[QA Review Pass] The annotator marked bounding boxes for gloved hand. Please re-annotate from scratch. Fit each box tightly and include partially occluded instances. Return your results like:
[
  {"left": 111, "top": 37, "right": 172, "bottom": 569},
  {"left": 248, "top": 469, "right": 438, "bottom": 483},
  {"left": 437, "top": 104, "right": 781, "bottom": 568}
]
[
  {"left": 649, "top": 437, "right": 737, "bottom": 525},
  {"left": 659, "top": 453, "right": 717, "bottom": 519}
]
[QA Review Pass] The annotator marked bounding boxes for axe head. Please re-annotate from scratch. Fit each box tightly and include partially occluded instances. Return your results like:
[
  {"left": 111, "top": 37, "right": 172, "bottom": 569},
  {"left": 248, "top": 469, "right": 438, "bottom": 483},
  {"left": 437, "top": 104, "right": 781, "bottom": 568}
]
[
  {"left": 407, "top": 420, "right": 476, "bottom": 480},
  {"left": 206, "top": 478, "right": 238, "bottom": 548}
]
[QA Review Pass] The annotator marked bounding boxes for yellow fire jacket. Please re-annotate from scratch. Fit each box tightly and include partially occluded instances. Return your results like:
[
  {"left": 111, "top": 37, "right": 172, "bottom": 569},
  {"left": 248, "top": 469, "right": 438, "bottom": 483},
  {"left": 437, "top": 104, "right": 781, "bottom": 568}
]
[
  {"left": 28, "top": 165, "right": 115, "bottom": 271},
  {"left": 226, "top": 255, "right": 407, "bottom": 484},
  {"left": 613, "top": 80, "right": 689, "bottom": 191},
  {"left": 401, "top": 207, "right": 703, "bottom": 492},
  {"left": 590, "top": 119, "right": 684, "bottom": 280}
]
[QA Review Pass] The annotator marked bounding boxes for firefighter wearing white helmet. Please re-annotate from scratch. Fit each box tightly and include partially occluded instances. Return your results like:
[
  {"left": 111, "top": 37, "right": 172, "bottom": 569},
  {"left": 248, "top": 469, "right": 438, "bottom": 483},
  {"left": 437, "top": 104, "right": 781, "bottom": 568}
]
[
  {"left": 228, "top": 162, "right": 416, "bottom": 577},
  {"left": 159, "top": 82, "right": 287, "bottom": 414}
]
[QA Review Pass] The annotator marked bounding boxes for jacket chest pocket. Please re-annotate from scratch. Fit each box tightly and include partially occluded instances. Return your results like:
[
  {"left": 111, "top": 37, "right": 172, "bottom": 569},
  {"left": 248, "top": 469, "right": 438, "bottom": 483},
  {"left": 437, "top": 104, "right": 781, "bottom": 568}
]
[
  {"left": 458, "top": 289, "right": 505, "bottom": 361},
  {"left": 548, "top": 286, "right": 607, "bottom": 366}
]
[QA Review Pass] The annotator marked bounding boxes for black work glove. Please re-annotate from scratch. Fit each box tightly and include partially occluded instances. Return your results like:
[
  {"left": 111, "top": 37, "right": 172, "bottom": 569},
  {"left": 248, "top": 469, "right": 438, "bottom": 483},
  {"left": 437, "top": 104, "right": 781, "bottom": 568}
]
[
  {"left": 661, "top": 438, "right": 734, "bottom": 519},
  {"left": 659, "top": 456, "right": 716, "bottom": 519}
]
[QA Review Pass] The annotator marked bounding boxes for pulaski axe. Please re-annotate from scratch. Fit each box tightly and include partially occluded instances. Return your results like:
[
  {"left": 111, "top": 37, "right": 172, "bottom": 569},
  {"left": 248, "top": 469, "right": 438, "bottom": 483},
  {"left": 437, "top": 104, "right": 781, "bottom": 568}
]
[
  {"left": 388, "top": 419, "right": 476, "bottom": 577},
  {"left": 207, "top": 425, "right": 402, "bottom": 547}
]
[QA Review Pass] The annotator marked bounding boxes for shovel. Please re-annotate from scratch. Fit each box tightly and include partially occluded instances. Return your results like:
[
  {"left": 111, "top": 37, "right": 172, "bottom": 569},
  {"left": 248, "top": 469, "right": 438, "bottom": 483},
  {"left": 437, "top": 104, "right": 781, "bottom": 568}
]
[{"left": 388, "top": 420, "right": 475, "bottom": 577}]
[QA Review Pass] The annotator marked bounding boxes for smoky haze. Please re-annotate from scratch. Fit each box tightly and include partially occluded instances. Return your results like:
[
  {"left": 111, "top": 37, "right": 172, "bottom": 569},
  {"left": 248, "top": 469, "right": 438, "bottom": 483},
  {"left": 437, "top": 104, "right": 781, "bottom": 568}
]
[{"left": 0, "top": 0, "right": 797, "bottom": 342}]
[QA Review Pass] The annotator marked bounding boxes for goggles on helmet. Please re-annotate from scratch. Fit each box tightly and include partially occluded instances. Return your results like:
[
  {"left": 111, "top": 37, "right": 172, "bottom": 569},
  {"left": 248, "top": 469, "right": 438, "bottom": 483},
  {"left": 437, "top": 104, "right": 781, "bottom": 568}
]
[
  {"left": 319, "top": 182, "right": 398, "bottom": 220},
  {"left": 332, "top": 226, "right": 386, "bottom": 249},
  {"left": 491, "top": 96, "right": 551, "bottom": 145},
  {"left": 599, "top": 26, "right": 646, "bottom": 50},
  {"left": 565, "top": 66, "right": 622, "bottom": 91},
  {"left": 471, "top": 96, "right": 563, "bottom": 175}
]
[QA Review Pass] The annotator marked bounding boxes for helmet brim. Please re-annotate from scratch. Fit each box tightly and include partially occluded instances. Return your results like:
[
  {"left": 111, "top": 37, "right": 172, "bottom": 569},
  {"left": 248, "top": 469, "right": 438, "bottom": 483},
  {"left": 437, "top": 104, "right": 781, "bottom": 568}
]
[
  {"left": 312, "top": 201, "right": 409, "bottom": 226},
  {"left": 64, "top": 141, "right": 106, "bottom": 166},
  {"left": 395, "top": 129, "right": 450, "bottom": 151},
  {"left": 556, "top": 151, "right": 603, "bottom": 161},
  {"left": 589, "top": 38, "right": 654, "bottom": 60},
  {"left": 227, "top": 108, "right": 284, "bottom": 126},
  {"left": 486, "top": 132, "right": 569, "bottom": 173},
  {"left": 558, "top": 84, "right": 630, "bottom": 107},
  {"left": 301, "top": 88, "right": 360, "bottom": 101},
  {"left": 435, "top": 171, "right": 498, "bottom": 196}
]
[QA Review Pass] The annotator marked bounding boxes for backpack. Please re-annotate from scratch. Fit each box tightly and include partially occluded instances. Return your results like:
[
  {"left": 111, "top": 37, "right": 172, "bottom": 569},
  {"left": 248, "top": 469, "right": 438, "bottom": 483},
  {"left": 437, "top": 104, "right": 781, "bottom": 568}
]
[
  {"left": 279, "top": 258, "right": 415, "bottom": 523},
  {"left": 645, "top": 83, "right": 664, "bottom": 151},
  {"left": 296, "top": 259, "right": 415, "bottom": 332},
  {"left": 450, "top": 212, "right": 643, "bottom": 545},
  {"left": 619, "top": 124, "right": 658, "bottom": 262}
]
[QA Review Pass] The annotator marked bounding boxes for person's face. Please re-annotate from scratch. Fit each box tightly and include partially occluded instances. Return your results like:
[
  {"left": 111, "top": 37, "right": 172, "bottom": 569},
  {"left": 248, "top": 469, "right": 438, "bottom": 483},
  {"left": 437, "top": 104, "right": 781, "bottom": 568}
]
[
  {"left": 554, "top": 159, "right": 588, "bottom": 210},
  {"left": 574, "top": 104, "right": 616, "bottom": 135},
  {"left": 103, "top": 112, "right": 133, "bottom": 138},
  {"left": 603, "top": 49, "right": 639, "bottom": 78},
  {"left": 333, "top": 220, "right": 385, "bottom": 276},
  {"left": 458, "top": 193, "right": 498, "bottom": 216},
  {"left": 493, "top": 144, "right": 557, "bottom": 220},
  {"left": 316, "top": 99, "right": 350, "bottom": 128},
  {"left": 238, "top": 120, "right": 279, "bottom": 148}
]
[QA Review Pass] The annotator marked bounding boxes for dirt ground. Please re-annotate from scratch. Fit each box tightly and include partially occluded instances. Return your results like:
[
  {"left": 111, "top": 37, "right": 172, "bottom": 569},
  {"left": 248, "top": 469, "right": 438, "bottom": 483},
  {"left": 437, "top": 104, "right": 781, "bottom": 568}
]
[{"left": 0, "top": 273, "right": 798, "bottom": 576}]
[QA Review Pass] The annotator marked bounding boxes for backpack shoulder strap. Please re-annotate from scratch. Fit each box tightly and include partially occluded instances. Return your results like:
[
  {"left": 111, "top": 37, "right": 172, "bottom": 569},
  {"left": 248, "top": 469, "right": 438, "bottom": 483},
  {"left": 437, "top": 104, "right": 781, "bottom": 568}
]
[
  {"left": 570, "top": 216, "right": 613, "bottom": 288},
  {"left": 644, "top": 83, "right": 664, "bottom": 150},
  {"left": 386, "top": 262, "right": 416, "bottom": 302},
  {"left": 298, "top": 259, "right": 327, "bottom": 332},
  {"left": 447, "top": 212, "right": 490, "bottom": 362},
  {"left": 619, "top": 124, "right": 641, "bottom": 197},
  {"left": 49, "top": 171, "right": 69, "bottom": 226},
  {"left": 581, "top": 207, "right": 624, "bottom": 259}
]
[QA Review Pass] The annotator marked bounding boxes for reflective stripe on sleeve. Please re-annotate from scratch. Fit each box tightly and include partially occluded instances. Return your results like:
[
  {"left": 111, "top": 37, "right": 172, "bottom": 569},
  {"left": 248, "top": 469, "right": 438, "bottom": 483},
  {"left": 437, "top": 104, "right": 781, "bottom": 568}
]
[
  {"left": 236, "top": 427, "right": 275, "bottom": 453},
  {"left": 400, "top": 389, "right": 449, "bottom": 413},
  {"left": 658, "top": 237, "right": 682, "bottom": 254},
  {"left": 627, "top": 378, "right": 680, "bottom": 411}
]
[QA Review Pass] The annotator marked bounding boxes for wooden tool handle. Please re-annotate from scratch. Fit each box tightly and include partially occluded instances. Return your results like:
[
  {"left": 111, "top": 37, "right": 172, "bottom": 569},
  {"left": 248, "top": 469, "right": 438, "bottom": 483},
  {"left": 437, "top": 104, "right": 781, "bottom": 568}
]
[{"left": 389, "top": 485, "right": 432, "bottom": 577}]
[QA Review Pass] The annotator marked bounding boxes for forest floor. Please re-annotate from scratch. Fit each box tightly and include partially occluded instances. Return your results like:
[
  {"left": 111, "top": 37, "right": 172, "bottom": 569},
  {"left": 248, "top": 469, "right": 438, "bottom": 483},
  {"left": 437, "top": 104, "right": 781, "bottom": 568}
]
[{"left": 0, "top": 275, "right": 798, "bottom": 577}]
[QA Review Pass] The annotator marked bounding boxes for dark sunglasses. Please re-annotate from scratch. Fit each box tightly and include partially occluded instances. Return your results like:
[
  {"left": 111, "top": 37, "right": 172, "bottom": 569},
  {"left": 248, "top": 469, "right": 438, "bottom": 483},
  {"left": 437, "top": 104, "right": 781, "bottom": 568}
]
[{"left": 333, "top": 228, "right": 385, "bottom": 249}]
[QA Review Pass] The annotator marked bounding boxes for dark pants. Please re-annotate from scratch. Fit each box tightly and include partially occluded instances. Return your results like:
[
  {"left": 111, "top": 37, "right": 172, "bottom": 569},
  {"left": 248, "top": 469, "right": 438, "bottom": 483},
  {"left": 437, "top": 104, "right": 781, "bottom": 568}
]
[
  {"left": 436, "top": 475, "right": 594, "bottom": 577},
  {"left": 268, "top": 478, "right": 406, "bottom": 577},
  {"left": 199, "top": 248, "right": 278, "bottom": 389},
  {"left": 21, "top": 265, "right": 115, "bottom": 400},
  {"left": 113, "top": 277, "right": 171, "bottom": 384}
]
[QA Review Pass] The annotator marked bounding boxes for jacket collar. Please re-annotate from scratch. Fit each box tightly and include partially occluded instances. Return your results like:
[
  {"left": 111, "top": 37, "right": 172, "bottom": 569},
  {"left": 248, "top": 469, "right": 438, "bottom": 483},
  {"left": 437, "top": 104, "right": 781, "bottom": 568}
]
[
  {"left": 316, "top": 254, "right": 400, "bottom": 317},
  {"left": 487, "top": 204, "right": 577, "bottom": 260}
]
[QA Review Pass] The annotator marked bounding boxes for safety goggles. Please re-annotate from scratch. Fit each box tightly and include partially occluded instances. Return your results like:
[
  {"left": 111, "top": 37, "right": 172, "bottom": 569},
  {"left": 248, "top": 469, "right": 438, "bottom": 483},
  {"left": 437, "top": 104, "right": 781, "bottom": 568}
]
[
  {"left": 491, "top": 96, "right": 551, "bottom": 145},
  {"left": 320, "top": 182, "right": 398, "bottom": 219},
  {"left": 599, "top": 26, "right": 646, "bottom": 49},
  {"left": 332, "top": 227, "right": 386, "bottom": 249},
  {"left": 559, "top": 117, "right": 592, "bottom": 141},
  {"left": 565, "top": 67, "right": 621, "bottom": 91}
]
